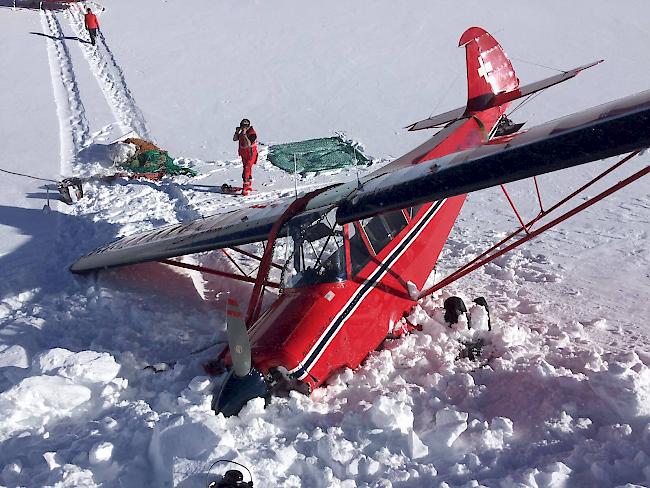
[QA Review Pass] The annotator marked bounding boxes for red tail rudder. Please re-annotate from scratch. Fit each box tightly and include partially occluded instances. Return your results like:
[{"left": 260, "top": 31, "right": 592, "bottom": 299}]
[{"left": 459, "top": 27, "right": 519, "bottom": 113}]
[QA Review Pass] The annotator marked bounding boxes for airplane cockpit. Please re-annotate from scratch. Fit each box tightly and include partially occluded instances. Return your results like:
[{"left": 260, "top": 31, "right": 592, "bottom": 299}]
[
  {"left": 283, "top": 205, "right": 422, "bottom": 289},
  {"left": 284, "top": 208, "right": 346, "bottom": 288}
]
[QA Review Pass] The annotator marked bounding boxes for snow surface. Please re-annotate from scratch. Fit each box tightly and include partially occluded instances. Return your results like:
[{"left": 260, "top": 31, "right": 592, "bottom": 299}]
[{"left": 1, "top": 0, "right": 650, "bottom": 486}]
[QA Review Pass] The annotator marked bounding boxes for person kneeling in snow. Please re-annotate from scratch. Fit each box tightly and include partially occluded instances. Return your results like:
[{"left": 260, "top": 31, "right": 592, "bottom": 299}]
[
  {"left": 233, "top": 118, "right": 258, "bottom": 196},
  {"left": 84, "top": 8, "right": 100, "bottom": 46}
]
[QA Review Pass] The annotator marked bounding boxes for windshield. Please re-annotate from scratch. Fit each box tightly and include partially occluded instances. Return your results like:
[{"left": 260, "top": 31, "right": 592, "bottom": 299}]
[{"left": 283, "top": 209, "right": 346, "bottom": 288}]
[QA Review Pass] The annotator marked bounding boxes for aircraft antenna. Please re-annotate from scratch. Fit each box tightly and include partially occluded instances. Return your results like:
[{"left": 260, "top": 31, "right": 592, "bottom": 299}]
[
  {"left": 293, "top": 153, "right": 299, "bottom": 199},
  {"left": 352, "top": 143, "right": 362, "bottom": 189}
]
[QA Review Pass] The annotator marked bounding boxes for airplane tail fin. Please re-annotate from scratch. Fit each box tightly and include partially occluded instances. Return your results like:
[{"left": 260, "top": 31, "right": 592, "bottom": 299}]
[
  {"left": 407, "top": 27, "right": 601, "bottom": 132},
  {"left": 459, "top": 27, "right": 519, "bottom": 113}
]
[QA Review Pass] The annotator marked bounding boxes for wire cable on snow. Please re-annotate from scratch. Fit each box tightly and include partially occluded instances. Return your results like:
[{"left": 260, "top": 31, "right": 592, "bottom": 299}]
[{"left": 0, "top": 167, "right": 58, "bottom": 183}]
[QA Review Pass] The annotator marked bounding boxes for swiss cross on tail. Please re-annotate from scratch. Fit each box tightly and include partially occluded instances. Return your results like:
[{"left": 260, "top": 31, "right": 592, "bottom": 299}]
[
  {"left": 70, "top": 25, "right": 649, "bottom": 419},
  {"left": 477, "top": 56, "right": 493, "bottom": 83}
]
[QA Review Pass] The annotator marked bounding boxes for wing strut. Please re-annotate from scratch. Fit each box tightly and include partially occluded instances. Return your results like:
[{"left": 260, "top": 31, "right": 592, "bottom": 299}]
[
  {"left": 160, "top": 259, "right": 280, "bottom": 289},
  {"left": 416, "top": 151, "right": 648, "bottom": 300}
]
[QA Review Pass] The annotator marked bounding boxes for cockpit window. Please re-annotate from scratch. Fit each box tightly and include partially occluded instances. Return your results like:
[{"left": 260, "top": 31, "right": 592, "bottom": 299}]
[
  {"left": 284, "top": 209, "right": 346, "bottom": 288},
  {"left": 348, "top": 223, "right": 373, "bottom": 276},
  {"left": 361, "top": 210, "right": 408, "bottom": 255}
]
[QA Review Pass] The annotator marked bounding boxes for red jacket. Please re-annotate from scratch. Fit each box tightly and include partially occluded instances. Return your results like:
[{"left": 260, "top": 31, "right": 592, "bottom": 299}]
[
  {"left": 237, "top": 127, "right": 258, "bottom": 158},
  {"left": 85, "top": 13, "right": 99, "bottom": 29}
]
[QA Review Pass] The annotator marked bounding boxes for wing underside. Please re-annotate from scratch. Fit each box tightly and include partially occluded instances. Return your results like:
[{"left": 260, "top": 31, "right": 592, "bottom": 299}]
[
  {"left": 69, "top": 201, "right": 293, "bottom": 273},
  {"left": 71, "top": 89, "right": 650, "bottom": 274}
]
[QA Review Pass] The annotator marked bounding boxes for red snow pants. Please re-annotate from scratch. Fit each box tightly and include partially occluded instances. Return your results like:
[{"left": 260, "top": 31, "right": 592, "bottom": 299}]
[{"left": 240, "top": 145, "right": 258, "bottom": 194}]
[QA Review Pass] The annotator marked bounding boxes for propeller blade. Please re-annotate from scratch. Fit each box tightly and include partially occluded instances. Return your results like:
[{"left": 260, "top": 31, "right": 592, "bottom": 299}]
[{"left": 226, "top": 298, "right": 252, "bottom": 377}]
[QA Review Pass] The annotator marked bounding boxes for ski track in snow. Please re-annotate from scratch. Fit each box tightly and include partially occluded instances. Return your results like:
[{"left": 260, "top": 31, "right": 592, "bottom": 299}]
[
  {"left": 40, "top": 9, "right": 91, "bottom": 174},
  {"left": 66, "top": 4, "right": 150, "bottom": 141}
]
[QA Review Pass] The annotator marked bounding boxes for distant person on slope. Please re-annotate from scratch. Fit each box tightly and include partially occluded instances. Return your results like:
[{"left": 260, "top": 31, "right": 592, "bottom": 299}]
[
  {"left": 84, "top": 8, "right": 100, "bottom": 46},
  {"left": 233, "top": 118, "right": 258, "bottom": 196}
]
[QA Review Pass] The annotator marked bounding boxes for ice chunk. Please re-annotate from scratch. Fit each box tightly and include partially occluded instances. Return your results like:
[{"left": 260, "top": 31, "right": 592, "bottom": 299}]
[
  {"left": 0, "top": 375, "right": 91, "bottom": 441},
  {"left": 0, "top": 344, "right": 29, "bottom": 369},
  {"left": 422, "top": 408, "right": 468, "bottom": 448},
  {"left": 109, "top": 142, "right": 137, "bottom": 164},
  {"left": 89, "top": 441, "right": 114, "bottom": 464},
  {"left": 369, "top": 395, "right": 414, "bottom": 434},
  {"left": 33, "top": 349, "right": 120, "bottom": 386},
  {"left": 535, "top": 462, "right": 571, "bottom": 487},
  {"left": 34, "top": 348, "right": 75, "bottom": 373},
  {"left": 407, "top": 430, "right": 429, "bottom": 459},
  {"left": 187, "top": 376, "right": 211, "bottom": 392},
  {"left": 590, "top": 354, "right": 650, "bottom": 421},
  {"left": 2, "top": 461, "right": 22, "bottom": 476},
  {"left": 43, "top": 452, "right": 61, "bottom": 470},
  {"left": 57, "top": 351, "right": 121, "bottom": 385}
]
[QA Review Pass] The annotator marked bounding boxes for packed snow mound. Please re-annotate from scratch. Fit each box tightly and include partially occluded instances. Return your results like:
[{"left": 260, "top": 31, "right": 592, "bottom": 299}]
[
  {"left": 0, "top": 348, "right": 124, "bottom": 443},
  {"left": 109, "top": 141, "right": 137, "bottom": 165},
  {"left": 112, "top": 297, "right": 649, "bottom": 487}
]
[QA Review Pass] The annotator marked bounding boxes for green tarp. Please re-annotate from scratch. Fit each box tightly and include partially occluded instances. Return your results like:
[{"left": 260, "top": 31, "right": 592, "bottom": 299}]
[
  {"left": 120, "top": 150, "right": 197, "bottom": 177},
  {"left": 268, "top": 136, "right": 369, "bottom": 175}
]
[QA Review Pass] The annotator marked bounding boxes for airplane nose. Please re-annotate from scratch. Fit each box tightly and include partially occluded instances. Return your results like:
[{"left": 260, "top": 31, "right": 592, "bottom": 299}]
[{"left": 212, "top": 368, "right": 270, "bottom": 417}]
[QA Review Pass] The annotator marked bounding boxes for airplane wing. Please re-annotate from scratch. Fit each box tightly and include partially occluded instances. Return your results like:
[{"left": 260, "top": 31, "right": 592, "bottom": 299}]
[
  {"left": 337, "top": 88, "right": 650, "bottom": 222},
  {"left": 69, "top": 200, "right": 294, "bottom": 273},
  {"left": 405, "top": 106, "right": 467, "bottom": 131},
  {"left": 71, "top": 88, "right": 650, "bottom": 273},
  {"left": 490, "top": 60, "right": 603, "bottom": 108},
  {"left": 406, "top": 60, "right": 603, "bottom": 131}
]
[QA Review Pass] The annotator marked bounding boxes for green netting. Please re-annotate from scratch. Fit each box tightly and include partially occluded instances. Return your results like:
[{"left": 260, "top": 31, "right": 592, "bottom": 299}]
[
  {"left": 120, "top": 150, "right": 197, "bottom": 177},
  {"left": 268, "top": 136, "right": 369, "bottom": 175}
]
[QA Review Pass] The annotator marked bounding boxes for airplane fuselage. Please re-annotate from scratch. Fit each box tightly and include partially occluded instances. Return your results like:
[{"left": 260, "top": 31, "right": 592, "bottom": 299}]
[{"left": 246, "top": 107, "right": 505, "bottom": 391}]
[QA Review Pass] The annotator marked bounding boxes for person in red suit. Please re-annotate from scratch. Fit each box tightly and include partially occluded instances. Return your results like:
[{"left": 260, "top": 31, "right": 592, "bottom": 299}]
[
  {"left": 232, "top": 118, "right": 258, "bottom": 196},
  {"left": 84, "top": 8, "right": 99, "bottom": 46}
]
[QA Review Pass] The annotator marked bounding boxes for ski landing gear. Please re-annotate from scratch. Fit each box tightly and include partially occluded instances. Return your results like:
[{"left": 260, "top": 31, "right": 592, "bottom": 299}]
[{"left": 57, "top": 178, "right": 84, "bottom": 205}]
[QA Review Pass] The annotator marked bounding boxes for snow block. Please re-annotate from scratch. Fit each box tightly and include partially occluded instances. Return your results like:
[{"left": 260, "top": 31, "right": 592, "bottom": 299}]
[
  {"left": 369, "top": 395, "right": 414, "bottom": 434},
  {"left": 424, "top": 408, "right": 469, "bottom": 448},
  {"left": 0, "top": 344, "right": 29, "bottom": 369},
  {"left": 0, "top": 375, "right": 91, "bottom": 441}
]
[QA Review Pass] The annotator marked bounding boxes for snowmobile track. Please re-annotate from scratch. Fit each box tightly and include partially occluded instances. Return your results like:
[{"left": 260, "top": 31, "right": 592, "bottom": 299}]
[
  {"left": 66, "top": 5, "right": 150, "bottom": 140},
  {"left": 40, "top": 10, "right": 91, "bottom": 175}
]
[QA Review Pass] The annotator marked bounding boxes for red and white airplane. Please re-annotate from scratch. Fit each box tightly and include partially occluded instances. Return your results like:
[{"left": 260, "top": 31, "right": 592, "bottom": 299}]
[{"left": 71, "top": 27, "right": 650, "bottom": 416}]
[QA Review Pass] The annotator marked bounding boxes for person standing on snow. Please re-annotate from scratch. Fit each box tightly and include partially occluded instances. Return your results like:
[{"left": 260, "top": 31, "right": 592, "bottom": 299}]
[
  {"left": 233, "top": 118, "right": 258, "bottom": 196},
  {"left": 84, "top": 8, "right": 100, "bottom": 46}
]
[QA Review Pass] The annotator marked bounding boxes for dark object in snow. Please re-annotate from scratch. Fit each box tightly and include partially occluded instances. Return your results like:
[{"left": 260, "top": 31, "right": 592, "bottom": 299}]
[
  {"left": 220, "top": 183, "right": 247, "bottom": 195},
  {"left": 207, "top": 460, "right": 253, "bottom": 488},
  {"left": 458, "top": 338, "right": 485, "bottom": 361},
  {"left": 444, "top": 296, "right": 468, "bottom": 327},
  {"left": 57, "top": 177, "right": 83, "bottom": 205},
  {"left": 212, "top": 368, "right": 270, "bottom": 417},
  {"left": 492, "top": 114, "right": 525, "bottom": 138}
]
